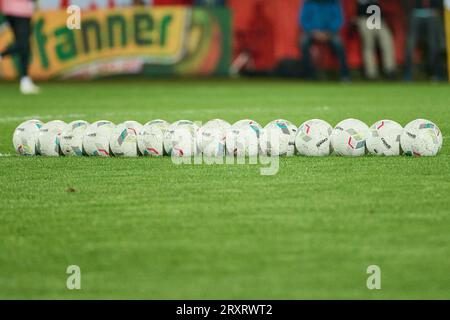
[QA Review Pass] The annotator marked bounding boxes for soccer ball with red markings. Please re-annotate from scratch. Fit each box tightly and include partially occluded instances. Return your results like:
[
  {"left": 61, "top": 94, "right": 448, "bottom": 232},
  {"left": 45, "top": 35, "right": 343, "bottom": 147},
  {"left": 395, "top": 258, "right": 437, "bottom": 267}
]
[
  {"left": 37, "top": 120, "right": 68, "bottom": 156},
  {"left": 83, "top": 120, "right": 115, "bottom": 157},
  {"left": 138, "top": 119, "right": 170, "bottom": 157},
  {"left": 412, "top": 128, "right": 442, "bottom": 157},
  {"left": 260, "top": 119, "right": 297, "bottom": 156},
  {"left": 164, "top": 120, "right": 200, "bottom": 157},
  {"left": 170, "top": 126, "right": 200, "bottom": 157},
  {"left": 400, "top": 119, "right": 442, "bottom": 156},
  {"left": 330, "top": 119, "right": 369, "bottom": 157},
  {"left": 197, "top": 119, "right": 231, "bottom": 157},
  {"left": 60, "top": 120, "right": 90, "bottom": 156},
  {"left": 12, "top": 119, "right": 44, "bottom": 156},
  {"left": 226, "top": 119, "right": 262, "bottom": 157},
  {"left": 295, "top": 119, "right": 332, "bottom": 157},
  {"left": 366, "top": 120, "right": 403, "bottom": 156},
  {"left": 110, "top": 121, "right": 142, "bottom": 157}
]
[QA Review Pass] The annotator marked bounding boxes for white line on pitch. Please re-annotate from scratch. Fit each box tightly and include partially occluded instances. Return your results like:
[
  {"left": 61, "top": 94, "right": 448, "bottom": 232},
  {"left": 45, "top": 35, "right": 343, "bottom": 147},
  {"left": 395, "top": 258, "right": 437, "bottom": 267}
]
[
  {"left": 0, "top": 114, "right": 87, "bottom": 124},
  {"left": 0, "top": 104, "right": 331, "bottom": 124}
]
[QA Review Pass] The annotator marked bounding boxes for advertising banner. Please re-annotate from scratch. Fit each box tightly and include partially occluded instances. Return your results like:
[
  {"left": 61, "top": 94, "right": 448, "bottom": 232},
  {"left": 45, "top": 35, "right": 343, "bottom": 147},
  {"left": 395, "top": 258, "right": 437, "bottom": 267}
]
[{"left": 0, "top": 6, "right": 231, "bottom": 79}]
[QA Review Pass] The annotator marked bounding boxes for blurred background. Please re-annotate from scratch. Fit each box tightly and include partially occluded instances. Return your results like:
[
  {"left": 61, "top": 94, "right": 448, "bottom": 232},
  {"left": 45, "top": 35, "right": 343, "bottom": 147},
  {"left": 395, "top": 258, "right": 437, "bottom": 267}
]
[{"left": 1, "top": 0, "right": 449, "bottom": 82}]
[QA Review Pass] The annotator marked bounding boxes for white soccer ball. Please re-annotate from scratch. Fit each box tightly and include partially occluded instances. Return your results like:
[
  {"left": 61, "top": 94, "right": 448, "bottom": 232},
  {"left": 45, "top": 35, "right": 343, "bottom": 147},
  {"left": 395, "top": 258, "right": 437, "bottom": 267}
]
[
  {"left": 164, "top": 120, "right": 200, "bottom": 157},
  {"left": 171, "top": 126, "right": 200, "bottom": 157},
  {"left": 260, "top": 119, "right": 297, "bottom": 156},
  {"left": 197, "top": 119, "right": 231, "bottom": 157},
  {"left": 12, "top": 119, "right": 43, "bottom": 156},
  {"left": 37, "top": 120, "right": 68, "bottom": 156},
  {"left": 401, "top": 119, "right": 442, "bottom": 156},
  {"left": 412, "top": 128, "right": 441, "bottom": 157},
  {"left": 366, "top": 120, "right": 403, "bottom": 156},
  {"left": 295, "top": 119, "right": 333, "bottom": 157},
  {"left": 60, "top": 120, "right": 89, "bottom": 156},
  {"left": 138, "top": 119, "right": 170, "bottom": 156},
  {"left": 110, "top": 121, "right": 142, "bottom": 157},
  {"left": 226, "top": 119, "right": 262, "bottom": 157},
  {"left": 330, "top": 118, "right": 369, "bottom": 157},
  {"left": 83, "top": 120, "right": 115, "bottom": 157}
]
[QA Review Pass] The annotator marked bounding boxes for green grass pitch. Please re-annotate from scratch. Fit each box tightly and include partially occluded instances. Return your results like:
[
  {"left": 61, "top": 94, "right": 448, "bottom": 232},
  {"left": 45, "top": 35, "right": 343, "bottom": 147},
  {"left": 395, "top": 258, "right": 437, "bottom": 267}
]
[{"left": 0, "top": 80, "right": 449, "bottom": 299}]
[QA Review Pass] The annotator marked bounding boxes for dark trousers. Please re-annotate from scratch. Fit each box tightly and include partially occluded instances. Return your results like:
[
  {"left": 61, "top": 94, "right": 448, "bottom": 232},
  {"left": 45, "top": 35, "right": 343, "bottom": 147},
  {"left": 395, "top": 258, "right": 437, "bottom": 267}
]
[
  {"left": 0, "top": 15, "right": 32, "bottom": 78},
  {"left": 404, "top": 14, "right": 442, "bottom": 80},
  {"left": 300, "top": 32, "right": 350, "bottom": 79}
]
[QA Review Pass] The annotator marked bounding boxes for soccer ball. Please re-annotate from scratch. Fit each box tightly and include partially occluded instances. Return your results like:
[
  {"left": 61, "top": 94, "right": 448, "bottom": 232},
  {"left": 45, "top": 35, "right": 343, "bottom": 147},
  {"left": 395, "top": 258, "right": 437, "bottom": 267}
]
[
  {"left": 331, "top": 118, "right": 369, "bottom": 157},
  {"left": 170, "top": 126, "right": 200, "bottom": 157},
  {"left": 401, "top": 119, "right": 442, "bottom": 156},
  {"left": 60, "top": 120, "right": 89, "bottom": 156},
  {"left": 366, "top": 120, "right": 403, "bottom": 156},
  {"left": 260, "top": 119, "right": 297, "bottom": 156},
  {"left": 83, "top": 120, "right": 115, "bottom": 156},
  {"left": 37, "top": 120, "right": 68, "bottom": 156},
  {"left": 412, "top": 128, "right": 441, "bottom": 157},
  {"left": 197, "top": 119, "right": 231, "bottom": 157},
  {"left": 295, "top": 119, "right": 333, "bottom": 157},
  {"left": 138, "top": 119, "right": 170, "bottom": 156},
  {"left": 226, "top": 119, "right": 262, "bottom": 157},
  {"left": 164, "top": 120, "right": 200, "bottom": 156},
  {"left": 110, "top": 121, "right": 142, "bottom": 157},
  {"left": 12, "top": 119, "right": 43, "bottom": 156}
]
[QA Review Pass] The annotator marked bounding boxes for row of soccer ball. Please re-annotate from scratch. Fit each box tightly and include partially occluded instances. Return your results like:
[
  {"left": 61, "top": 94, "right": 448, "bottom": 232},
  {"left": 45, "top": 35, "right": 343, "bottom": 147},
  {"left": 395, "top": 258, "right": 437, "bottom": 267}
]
[{"left": 13, "top": 118, "right": 442, "bottom": 158}]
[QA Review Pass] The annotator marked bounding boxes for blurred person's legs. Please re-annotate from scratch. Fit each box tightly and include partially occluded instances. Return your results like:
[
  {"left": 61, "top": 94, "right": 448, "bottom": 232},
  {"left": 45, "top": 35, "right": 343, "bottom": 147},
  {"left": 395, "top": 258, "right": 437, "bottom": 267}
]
[
  {"left": 300, "top": 32, "right": 316, "bottom": 79},
  {"left": 329, "top": 33, "right": 350, "bottom": 81},
  {"left": 0, "top": 15, "right": 39, "bottom": 94},
  {"left": 357, "top": 17, "right": 378, "bottom": 79},
  {"left": 404, "top": 16, "right": 421, "bottom": 81},
  {"left": 424, "top": 15, "right": 440, "bottom": 80},
  {"left": 378, "top": 20, "right": 396, "bottom": 78},
  {"left": 436, "top": 14, "right": 448, "bottom": 80},
  {"left": 405, "top": 13, "right": 442, "bottom": 81}
]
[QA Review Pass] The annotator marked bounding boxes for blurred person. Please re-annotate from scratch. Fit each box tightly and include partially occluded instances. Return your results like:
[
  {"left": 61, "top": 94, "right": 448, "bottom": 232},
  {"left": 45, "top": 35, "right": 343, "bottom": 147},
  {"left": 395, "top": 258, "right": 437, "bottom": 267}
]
[
  {"left": 0, "top": 0, "right": 39, "bottom": 94},
  {"left": 356, "top": 0, "right": 396, "bottom": 79},
  {"left": 299, "top": 0, "right": 350, "bottom": 81},
  {"left": 404, "top": 0, "right": 445, "bottom": 81}
]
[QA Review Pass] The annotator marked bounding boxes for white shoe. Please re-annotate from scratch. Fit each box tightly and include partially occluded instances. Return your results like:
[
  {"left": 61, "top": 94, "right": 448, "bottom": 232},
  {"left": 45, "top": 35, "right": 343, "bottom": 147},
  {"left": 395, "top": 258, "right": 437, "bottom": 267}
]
[{"left": 20, "top": 77, "right": 40, "bottom": 95}]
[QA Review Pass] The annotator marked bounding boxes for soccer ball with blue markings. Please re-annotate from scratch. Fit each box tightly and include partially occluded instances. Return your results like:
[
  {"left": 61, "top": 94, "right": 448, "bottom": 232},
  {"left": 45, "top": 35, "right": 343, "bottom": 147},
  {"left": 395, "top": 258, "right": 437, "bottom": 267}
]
[
  {"left": 295, "top": 119, "right": 333, "bottom": 157},
  {"left": 110, "top": 121, "right": 142, "bottom": 157},
  {"left": 37, "top": 120, "right": 68, "bottom": 156},
  {"left": 60, "top": 120, "right": 89, "bottom": 156},
  {"left": 366, "top": 120, "right": 403, "bottom": 156},
  {"left": 164, "top": 120, "right": 200, "bottom": 157},
  {"left": 171, "top": 126, "right": 200, "bottom": 157},
  {"left": 13, "top": 119, "right": 44, "bottom": 156},
  {"left": 400, "top": 119, "right": 442, "bottom": 156},
  {"left": 226, "top": 119, "right": 262, "bottom": 157},
  {"left": 138, "top": 119, "right": 170, "bottom": 157},
  {"left": 330, "top": 119, "right": 369, "bottom": 157},
  {"left": 260, "top": 119, "right": 297, "bottom": 156},
  {"left": 412, "top": 128, "right": 441, "bottom": 157},
  {"left": 197, "top": 119, "right": 231, "bottom": 157},
  {"left": 83, "top": 120, "right": 115, "bottom": 157}
]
